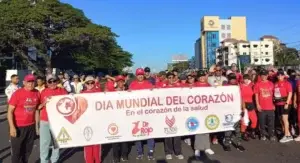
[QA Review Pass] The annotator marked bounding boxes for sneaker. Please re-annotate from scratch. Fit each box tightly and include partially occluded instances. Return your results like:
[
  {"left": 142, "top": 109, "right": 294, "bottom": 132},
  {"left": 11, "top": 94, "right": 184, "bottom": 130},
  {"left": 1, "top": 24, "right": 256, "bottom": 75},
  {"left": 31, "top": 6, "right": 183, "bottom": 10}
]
[
  {"left": 236, "top": 145, "right": 245, "bottom": 152},
  {"left": 166, "top": 154, "right": 172, "bottom": 160},
  {"left": 261, "top": 136, "right": 267, "bottom": 141},
  {"left": 148, "top": 151, "right": 155, "bottom": 160},
  {"left": 270, "top": 136, "right": 277, "bottom": 142},
  {"left": 195, "top": 150, "right": 201, "bottom": 160},
  {"left": 249, "top": 131, "right": 256, "bottom": 139},
  {"left": 184, "top": 138, "right": 191, "bottom": 146},
  {"left": 279, "top": 136, "right": 293, "bottom": 143},
  {"left": 294, "top": 136, "right": 300, "bottom": 141},
  {"left": 212, "top": 137, "right": 218, "bottom": 144},
  {"left": 223, "top": 145, "right": 231, "bottom": 151},
  {"left": 175, "top": 154, "right": 184, "bottom": 160},
  {"left": 242, "top": 133, "right": 249, "bottom": 141},
  {"left": 121, "top": 156, "right": 128, "bottom": 161},
  {"left": 136, "top": 154, "right": 143, "bottom": 160},
  {"left": 205, "top": 149, "right": 215, "bottom": 155}
]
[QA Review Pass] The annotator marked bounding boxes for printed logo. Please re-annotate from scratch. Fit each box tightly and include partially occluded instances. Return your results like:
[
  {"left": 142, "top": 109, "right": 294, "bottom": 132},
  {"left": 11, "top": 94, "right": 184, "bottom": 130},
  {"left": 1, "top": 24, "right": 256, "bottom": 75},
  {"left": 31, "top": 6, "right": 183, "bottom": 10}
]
[
  {"left": 132, "top": 121, "right": 153, "bottom": 137},
  {"left": 56, "top": 96, "right": 88, "bottom": 124},
  {"left": 106, "top": 123, "right": 122, "bottom": 140},
  {"left": 223, "top": 114, "right": 235, "bottom": 128},
  {"left": 83, "top": 126, "right": 93, "bottom": 141},
  {"left": 205, "top": 115, "right": 220, "bottom": 130},
  {"left": 164, "top": 116, "right": 177, "bottom": 134},
  {"left": 56, "top": 127, "right": 72, "bottom": 144},
  {"left": 186, "top": 117, "right": 199, "bottom": 132}
]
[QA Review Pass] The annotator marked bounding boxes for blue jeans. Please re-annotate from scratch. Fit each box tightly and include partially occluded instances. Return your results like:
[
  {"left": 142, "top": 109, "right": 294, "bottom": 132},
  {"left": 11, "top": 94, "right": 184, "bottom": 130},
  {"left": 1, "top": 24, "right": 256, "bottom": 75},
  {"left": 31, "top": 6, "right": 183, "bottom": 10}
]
[
  {"left": 135, "top": 139, "right": 155, "bottom": 155},
  {"left": 40, "top": 121, "right": 60, "bottom": 163}
]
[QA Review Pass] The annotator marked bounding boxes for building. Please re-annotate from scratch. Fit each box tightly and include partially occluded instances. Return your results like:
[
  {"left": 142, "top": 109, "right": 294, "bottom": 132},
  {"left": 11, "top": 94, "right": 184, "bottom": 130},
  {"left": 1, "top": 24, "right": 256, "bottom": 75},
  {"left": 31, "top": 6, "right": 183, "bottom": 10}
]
[
  {"left": 171, "top": 54, "right": 188, "bottom": 63},
  {"left": 216, "top": 38, "right": 274, "bottom": 66},
  {"left": 195, "top": 16, "right": 247, "bottom": 69}
]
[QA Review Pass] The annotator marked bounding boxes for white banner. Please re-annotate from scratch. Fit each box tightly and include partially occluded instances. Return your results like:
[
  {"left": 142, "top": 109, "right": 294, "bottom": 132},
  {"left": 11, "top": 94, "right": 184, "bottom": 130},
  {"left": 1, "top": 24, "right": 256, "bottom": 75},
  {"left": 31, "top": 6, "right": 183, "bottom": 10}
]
[{"left": 46, "top": 86, "right": 241, "bottom": 148}]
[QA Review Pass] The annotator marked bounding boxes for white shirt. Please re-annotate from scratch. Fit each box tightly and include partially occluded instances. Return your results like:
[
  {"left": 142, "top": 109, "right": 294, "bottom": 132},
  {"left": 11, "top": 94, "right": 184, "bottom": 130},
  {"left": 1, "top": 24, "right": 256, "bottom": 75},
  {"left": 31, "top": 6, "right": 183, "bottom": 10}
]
[
  {"left": 5, "top": 83, "right": 20, "bottom": 102},
  {"left": 207, "top": 76, "right": 228, "bottom": 86},
  {"left": 62, "top": 79, "right": 72, "bottom": 93},
  {"left": 71, "top": 82, "right": 83, "bottom": 94}
]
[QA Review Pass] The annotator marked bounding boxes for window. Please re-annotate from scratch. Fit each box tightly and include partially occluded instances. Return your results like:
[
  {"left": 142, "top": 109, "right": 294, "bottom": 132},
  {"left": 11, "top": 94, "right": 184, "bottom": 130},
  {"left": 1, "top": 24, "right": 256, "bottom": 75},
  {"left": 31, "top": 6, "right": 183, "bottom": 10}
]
[
  {"left": 243, "top": 52, "right": 247, "bottom": 55},
  {"left": 222, "top": 33, "right": 226, "bottom": 38},
  {"left": 212, "top": 34, "right": 216, "bottom": 39},
  {"left": 265, "top": 52, "right": 268, "bottom": 55},
  {"left": 253, "top": 44, "right": 258, "bottom": 48},
  {"left": 265, "top": 44, "right": 269, "bottom": 48},
  {"left": 266, "top": 58, "right": 270, "bottom": 62},
  {"left": 242, "top": 45, "right": 247, "bottom": 48},
  {"left": 221, "top": 25, "right": 225, "bottom": 30},
  {"left": 261, "top": 52, "right": 264, "bottom": 54},
  {"left": 254, "top": 59, "right": 259, "bottom": 62},
  {"left": 227, "top": 33, "right": 231, "bottom": 38},
  {"left": 227, "top": 25, "right": 231, "bottom": 30}
]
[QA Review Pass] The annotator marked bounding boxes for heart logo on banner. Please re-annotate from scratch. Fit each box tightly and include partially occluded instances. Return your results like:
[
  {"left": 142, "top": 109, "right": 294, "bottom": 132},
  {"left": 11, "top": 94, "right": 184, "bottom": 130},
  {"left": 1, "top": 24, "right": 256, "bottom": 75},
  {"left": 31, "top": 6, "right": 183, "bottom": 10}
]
[
  {"left": 111, "top": 127, "right": 116, "bottom": 132},
  {"left": 56, "top": 96, "right": 88, "bottom": 124}
]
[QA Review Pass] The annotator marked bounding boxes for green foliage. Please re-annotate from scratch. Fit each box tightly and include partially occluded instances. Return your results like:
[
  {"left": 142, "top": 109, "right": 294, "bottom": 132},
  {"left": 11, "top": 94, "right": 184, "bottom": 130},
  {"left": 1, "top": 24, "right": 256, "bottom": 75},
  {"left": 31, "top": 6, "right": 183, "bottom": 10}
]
[
  {"left": 172, "top": 61, "right": 189, "bottom": 73},
  {"left": 0, "top": 0, "right": 132, "bottom": 75},
  {"left": 274, "top": 47, "right": 299, "bottom": 67}
]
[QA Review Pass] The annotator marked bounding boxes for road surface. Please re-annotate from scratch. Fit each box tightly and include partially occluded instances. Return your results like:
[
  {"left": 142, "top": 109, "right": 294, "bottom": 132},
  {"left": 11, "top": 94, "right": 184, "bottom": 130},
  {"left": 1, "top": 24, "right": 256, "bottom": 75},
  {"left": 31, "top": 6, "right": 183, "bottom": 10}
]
[{"left": 0, "top": 105, "right": 300, "bottom": 163}]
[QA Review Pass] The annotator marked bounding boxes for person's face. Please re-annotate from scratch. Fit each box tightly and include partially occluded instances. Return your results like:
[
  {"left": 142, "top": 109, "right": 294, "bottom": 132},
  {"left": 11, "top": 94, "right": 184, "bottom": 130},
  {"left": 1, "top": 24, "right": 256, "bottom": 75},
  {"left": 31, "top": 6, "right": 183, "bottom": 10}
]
[
  {"left": 47, "top": 79, "right": 57, "bottom": 89},
  {"left": 85, "top": 80, "right": 95, "bottom": 90},
  {"left": 23, "top": 80, "right": 35, "bottom": 90},
  {"left": 145, "top": 71, "right": 150, "bottom": 77},
  {"left": 277, "top": 74, "right": 285, "bottom": 81},
  {"left": 168, "top": 75, "right": 174, "bottom": 84},
  {"left": 261, "top": 75, "right": 268, "bottom": 81},
  {"left": 188, "top": 76, "right": 195, "bottom": 83},
  {"left": 37, "top": 79, "right": 44, "bottom": 86},
  {"left": 231, "top": 66, "right": 237, "bottom": 72},
  {"left": 229, "top": 79, "right": 237, "bottom": 85},
  {"left": 95, "top": 76, "right": 100, "bottom": 82},
  {"left": 12, "top": 76, "right": 19, "bottom": 84},
  {"left": 215, "top": 67, "right": 222, "bottom": 76},
  {"left": 173, "top": 71, "right": 178, "bottom": 76},
  {"left": 198, "top": 76, "right": 206, "bottom": 83},
  {"left": 117, "top": 80, "right": 125, "bottom": 88},
  {"left": 58, "top": 75, "right": 63, "bottom": 80},
  {"left": 81, "top": 75, "right": 85, "bottom": 79},
  {"left": 161, "top": 75, "right": 166, "bottom": 80},
  {"left": 137, "top": 75, "right": 144, "bottom": 82},
  {"left": 243, "top": 78, "right": 250, "bottom": 84},
  {"left": 74, "top": 77, "right": 79, "bottom": 82}
]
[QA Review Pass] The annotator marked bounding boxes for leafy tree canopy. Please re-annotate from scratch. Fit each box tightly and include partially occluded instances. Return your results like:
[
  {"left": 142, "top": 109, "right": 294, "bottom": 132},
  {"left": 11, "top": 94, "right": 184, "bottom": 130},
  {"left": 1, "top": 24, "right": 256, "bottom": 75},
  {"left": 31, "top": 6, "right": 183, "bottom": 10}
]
[
  {"left": 0, "top": 0, "right": 133, "bottom": 75},
  {"left": 274, "top": 47, "right": 299, "bottom": 67}
]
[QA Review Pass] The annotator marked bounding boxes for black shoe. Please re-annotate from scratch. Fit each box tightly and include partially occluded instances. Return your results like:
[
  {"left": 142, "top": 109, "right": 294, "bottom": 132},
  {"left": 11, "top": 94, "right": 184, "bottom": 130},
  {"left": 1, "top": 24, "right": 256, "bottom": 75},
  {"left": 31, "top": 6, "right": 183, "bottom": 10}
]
[
  {"left": 223, "top": 145, "right": 231, "bottom": 151},
  {"left": 236, "top": 145, "right": 246, "bottom": 152},
  {"left": 249, "top": 131, "right": 256, "bottom": 139},
  {"left": 242, "top": 133, "right": 250, "bottom": 141}
]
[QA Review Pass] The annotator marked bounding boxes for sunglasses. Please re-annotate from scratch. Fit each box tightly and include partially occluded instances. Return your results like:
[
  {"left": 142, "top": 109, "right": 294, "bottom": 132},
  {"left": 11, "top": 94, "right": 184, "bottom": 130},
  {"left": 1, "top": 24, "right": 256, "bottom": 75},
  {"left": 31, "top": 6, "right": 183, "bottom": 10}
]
[
  {"left": 168, "top": 77, "right": 173, "bottom": 79},
  {"left": 215, "top": 70, "right": 222, "bottom": 72},
  {"left": 48, "top": 80, "right": 57, "bottom": 84},
  {"left": 86, "top": 82, "right": 95, "bottom": 85}
]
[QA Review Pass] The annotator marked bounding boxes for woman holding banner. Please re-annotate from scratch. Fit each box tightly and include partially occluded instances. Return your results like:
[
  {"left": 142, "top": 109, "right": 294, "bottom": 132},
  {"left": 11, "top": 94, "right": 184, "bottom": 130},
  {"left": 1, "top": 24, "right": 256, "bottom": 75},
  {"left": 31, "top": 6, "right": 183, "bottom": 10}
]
[
  {"left": 129, "top": 68, "right": 155, "bottom": 160},
  {"left": 81, "top": 75, "right": 102, "bottom": 163}
]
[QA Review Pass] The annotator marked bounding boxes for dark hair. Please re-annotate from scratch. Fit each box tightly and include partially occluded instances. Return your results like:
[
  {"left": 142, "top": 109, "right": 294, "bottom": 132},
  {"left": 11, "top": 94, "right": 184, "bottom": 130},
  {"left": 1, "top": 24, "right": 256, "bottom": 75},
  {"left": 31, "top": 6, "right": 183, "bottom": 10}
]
[
  {"left": 10, "top": 74, "right": 18, "bottom": 79},
  {"left": 36, "top": 76, "right": 45, "bottom": 81},
  {"left": 243, "top": 74, "right": 250, "bottom": 80}
]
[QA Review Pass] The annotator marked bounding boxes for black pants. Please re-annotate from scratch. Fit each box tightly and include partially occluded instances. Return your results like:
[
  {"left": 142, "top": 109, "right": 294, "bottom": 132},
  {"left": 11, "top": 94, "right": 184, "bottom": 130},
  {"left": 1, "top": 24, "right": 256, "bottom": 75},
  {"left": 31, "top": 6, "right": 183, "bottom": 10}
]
[
  {"left": 112, "top": 142, "right": 128, "bottom": 159},
  {"left": 164, "top": 137, "right": 182, "bottom": 155},
  {"left": 224, "top": 122, "right": 241, "bottom": 146},
  {"left": 258, "top": 110, "right": 275, "bottom": 137},
  {"left": 11, "top": 124, "right": 36, "bottom": 163}
]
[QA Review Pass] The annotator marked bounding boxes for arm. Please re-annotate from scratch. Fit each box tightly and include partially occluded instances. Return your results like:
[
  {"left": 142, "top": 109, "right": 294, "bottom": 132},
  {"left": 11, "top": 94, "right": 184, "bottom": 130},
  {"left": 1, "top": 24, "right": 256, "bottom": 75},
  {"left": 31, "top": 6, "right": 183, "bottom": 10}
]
[
  {"left": 5, "top": 86, "right": 12, "bottom": 102},
  {"left": 294, "top": 92, "right": 298, "bottom": 108},
  {"left": 35, "top": 110, "right": 40, "bottom": 135},
  {"left": 255, "top": 93, "right": 261, "bottom": 111},
  {"left": 7, "top": 105, "right": 17, "bottom": 137}
]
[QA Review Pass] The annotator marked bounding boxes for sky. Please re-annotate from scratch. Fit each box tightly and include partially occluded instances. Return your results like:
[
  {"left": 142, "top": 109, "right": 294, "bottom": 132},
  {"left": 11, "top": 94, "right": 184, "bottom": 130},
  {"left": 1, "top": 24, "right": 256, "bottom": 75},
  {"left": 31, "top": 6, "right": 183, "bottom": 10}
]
[{"left": 61, "top": 0, "right": 300, "bottom": 72}]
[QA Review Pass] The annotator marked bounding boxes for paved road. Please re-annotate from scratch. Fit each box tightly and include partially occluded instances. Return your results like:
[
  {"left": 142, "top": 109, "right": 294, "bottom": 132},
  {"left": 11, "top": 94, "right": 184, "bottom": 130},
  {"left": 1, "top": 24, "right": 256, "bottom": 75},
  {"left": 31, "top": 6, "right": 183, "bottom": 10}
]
[{"left": 0, "top": 105, "right": 300, "bottom": 163}]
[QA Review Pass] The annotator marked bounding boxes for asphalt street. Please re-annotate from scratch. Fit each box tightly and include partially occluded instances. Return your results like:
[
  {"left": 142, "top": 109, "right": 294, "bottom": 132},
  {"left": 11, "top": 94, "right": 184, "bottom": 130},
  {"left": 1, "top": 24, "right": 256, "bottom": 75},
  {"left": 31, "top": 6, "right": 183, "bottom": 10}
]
[{"left": 0, "top": 105, "right": 300, "bottom": 163}]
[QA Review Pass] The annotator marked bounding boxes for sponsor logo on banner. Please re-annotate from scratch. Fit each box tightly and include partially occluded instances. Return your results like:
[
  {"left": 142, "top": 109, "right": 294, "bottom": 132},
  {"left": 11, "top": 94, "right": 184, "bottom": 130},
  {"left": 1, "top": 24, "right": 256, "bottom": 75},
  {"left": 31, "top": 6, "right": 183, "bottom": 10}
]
[
  {"left": 83, "top": 126, "right": 93, "bottom": 141},
  {"left": 56, "top": 96, "right": 88, "bottom": 124},
  {"left": 205, "top": 114, "right": 220, "bottom": 130},
  {"left": 56, "top": 127, "right": 72, "bottom": 144},
  {"left": 186, "top": 117, "right": 199, "bottom": 132},
  {"left": 164, "top": 116, "right": 177, "bottom": 134},
  {"left": 106, "top": 123, "right": 121, "bottom": 140},
  {"left": 223, "top": 114, "right": 235, "bottom": 128},
  {"left": 132, "top": 121, "right": 153, "bottom": 137}
]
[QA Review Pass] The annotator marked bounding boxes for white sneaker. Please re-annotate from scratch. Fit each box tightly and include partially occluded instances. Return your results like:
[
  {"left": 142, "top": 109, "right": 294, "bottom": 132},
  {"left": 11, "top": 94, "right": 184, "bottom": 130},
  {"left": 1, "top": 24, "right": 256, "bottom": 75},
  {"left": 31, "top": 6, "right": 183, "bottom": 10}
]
[
  {"left": 184, "top": 138, "right": 191, "bottom": 146},
  {"left": 194, "top": 150, "right": 201, "bottom": 157},
  {"left": 166, "top": 154, "right": 172, "bottom": 160},
  {"left": 279, "top": 136, "right": 293, "bottom": 143},
  {"left": 294, "top": 136, "right": 300, "bottom": 141},
  {"left": 175, "top": 154, "right": 184, "bottom": 160},
  {"left": 205, "top": 149, "right": 215, "bottom": 155}
]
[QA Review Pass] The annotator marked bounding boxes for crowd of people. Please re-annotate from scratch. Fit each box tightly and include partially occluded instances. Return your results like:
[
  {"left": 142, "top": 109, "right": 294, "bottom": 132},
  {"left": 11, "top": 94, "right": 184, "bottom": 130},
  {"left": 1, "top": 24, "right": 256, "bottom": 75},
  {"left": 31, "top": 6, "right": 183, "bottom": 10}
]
[{"left": 5, "top": 63, "right": 300, "bottom": 163}]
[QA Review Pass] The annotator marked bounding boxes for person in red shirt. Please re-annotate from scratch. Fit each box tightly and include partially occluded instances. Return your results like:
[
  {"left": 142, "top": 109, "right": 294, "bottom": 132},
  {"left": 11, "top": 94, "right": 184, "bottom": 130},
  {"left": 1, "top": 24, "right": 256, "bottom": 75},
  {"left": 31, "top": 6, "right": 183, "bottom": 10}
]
[
  {"left": 105, "top": 75, "right": 116, "bottom": 91},
  {"left": 195, "top": 71, "right": 210, "bottom": 87},
  {"left": 240, "top": 74, "right": 257, "bottom": 141},
  {"left": 129, "top": 68, "right": 155, "bottom": 160},
  {"left": 186, "top": 74, "right": 196, "bottom": 87},
  {"left": 155, "top": 71, "right": 168, "bottom": 88},
  {"left": 81, "top": 76, "right": 102, "bottom": 163},
  {"left": 230, "top": 63, "right": 243, "bottom": 83},
  {"left": 179, "top": 74, "right": 188, "bottom": 87},
  {"left": 254, "top": 69, "right": 276, "bottom": 141},
  {"left": 294, "top": 79, "right": 300, "bottom": 141},
  {"left": 38, "top": 74, "right": 67, "bottom": 163},
  {"left": 274, "top": 70, "right": 293, "bottom": 143},
  {"left": 7, "top": 74, "right": 40, "bottom": 163}
]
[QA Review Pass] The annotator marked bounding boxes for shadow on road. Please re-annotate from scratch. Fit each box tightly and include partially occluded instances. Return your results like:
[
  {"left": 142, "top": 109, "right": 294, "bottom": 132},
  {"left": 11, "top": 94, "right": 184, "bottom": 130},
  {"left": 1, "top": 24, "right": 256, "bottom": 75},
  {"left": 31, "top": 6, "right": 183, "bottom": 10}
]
[
  {"left": 187, "top": 155, "right": 221, "bottom": 163},
  {"left": 0, "top": 146, "right": 10, "bottom": 154},
  {"left": 0, "top": 118, "right": 7, "bottom": 123},
  {"left": 59, "top": 148, "right": 83, "bottom": 162},
  {"left": 0, "top": 152, "right": 11, "bottom": 162}
]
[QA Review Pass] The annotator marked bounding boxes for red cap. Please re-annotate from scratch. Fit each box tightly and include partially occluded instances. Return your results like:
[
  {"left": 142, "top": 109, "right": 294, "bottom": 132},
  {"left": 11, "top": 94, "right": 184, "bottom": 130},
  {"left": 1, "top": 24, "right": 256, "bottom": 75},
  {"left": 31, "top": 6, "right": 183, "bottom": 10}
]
[
  {"left": 115, "top": 75, "right": 125, "bottom": 82},
  {"left": 24, "top": 74, "right": 36, "bottom": 82},
  {"left": 136, "top": 68, "right": 145, "bottom": 76}
]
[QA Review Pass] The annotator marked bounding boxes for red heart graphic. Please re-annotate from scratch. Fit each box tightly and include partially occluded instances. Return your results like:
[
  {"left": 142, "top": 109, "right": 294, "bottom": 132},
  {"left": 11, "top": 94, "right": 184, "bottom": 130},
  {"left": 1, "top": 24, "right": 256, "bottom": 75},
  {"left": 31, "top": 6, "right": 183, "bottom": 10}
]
[
  {"left": 111, "top": 127, "right": 116, "bottom": 132},
  {"left": 61, "top": 97, "right": 88, "bottom": 124}
]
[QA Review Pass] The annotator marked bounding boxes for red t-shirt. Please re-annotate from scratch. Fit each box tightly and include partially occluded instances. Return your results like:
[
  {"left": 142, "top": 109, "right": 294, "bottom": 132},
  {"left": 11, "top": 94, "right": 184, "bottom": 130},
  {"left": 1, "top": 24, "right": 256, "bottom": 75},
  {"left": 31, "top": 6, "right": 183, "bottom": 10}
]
[
  {"left": 40, "top": 88, "right": 67, "bottom": 121},
  {"left": 296, "top": 80, "right": 300, "bottom": 103},
  {"left": 240, "top": 82, "right": 254, "bottom": 103},
  {"left": 274, "top": 80, "right": 292, "bottom": 105},
  {"left": 105, "top": 81, "right": 115, "bottom": 91},
  {"left": 129, "top": 80, "right": 153, "bottom": 90},
  {"left": 9, "top": 88, "right": 40, "bottom": 127},
  {"left": 234, "top": 72, "right": 243, "bottom": 83},
  {"left": 195, "top": 82, "right": 210, "bottom": 87},
  {"left": 156, "top": 80, "right": 168, "bottom": 88},
  {"left": 254, "top": 81, "right": 274, "bottom": 110},
  {"left": 95, "top": 81, "right": 101, "bottom": 90}
]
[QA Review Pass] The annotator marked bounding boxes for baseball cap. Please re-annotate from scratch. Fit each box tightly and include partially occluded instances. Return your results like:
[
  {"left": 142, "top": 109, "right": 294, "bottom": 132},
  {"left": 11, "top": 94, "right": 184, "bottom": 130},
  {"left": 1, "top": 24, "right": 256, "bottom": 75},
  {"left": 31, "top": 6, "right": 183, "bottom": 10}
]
[
  {"left": 179, "top": 74, "right": 187, "bottom": 80},
  {"left": 197, "top": 70, "right": 206, "bottom": 77},
  {"left": 85, "top": 75, "right": 95, "bottom": 83},
  {"left": 24, "top": 74, "right": 36, "bottom": 82},
  {"left": 136, "top": 68, "right": 145, "bottom": 76},
  {"left": 46, "top": 74, "right": 57, "bottom": 81},
  {"left": 260, "top": 69, "right": 268, "bottom": 76},
  {"left": 144, "top": 67, "right": 151, "bottom": 73},
  {"left": 115, "top": 75, "right": 125, "bottom": 82}
]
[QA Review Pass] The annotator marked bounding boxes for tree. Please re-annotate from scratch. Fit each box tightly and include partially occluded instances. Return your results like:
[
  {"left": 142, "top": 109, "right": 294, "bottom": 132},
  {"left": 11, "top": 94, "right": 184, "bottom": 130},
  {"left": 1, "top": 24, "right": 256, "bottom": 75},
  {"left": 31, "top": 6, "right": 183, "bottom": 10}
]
[
  {"left": 0, "top": 0, "right": 132, "bottom": 75},
  {"left": 274, "top": 47, "right": 300, "bottom": 67},
  {"left": 172, "top": 61, "right": 189, "bottom": 73}
]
